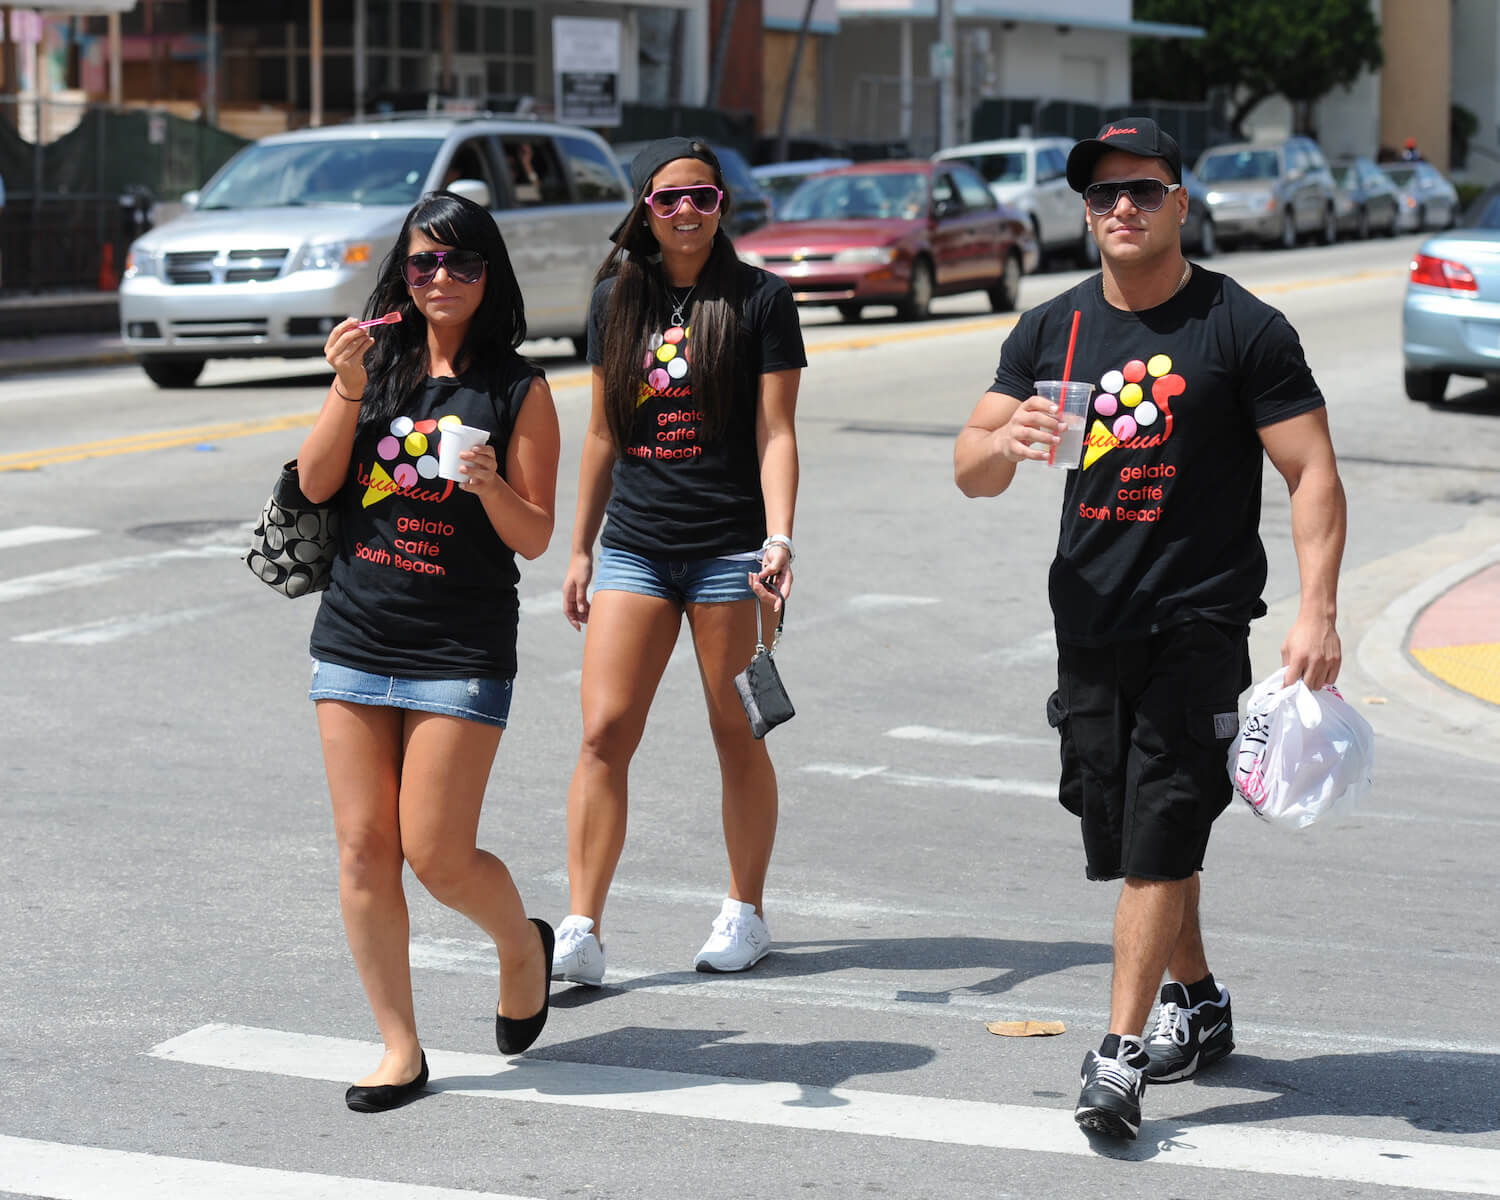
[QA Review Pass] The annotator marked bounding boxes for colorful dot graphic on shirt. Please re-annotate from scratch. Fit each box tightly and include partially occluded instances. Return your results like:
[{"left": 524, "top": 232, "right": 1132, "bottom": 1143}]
[
  {"left": 1082, "top": 353, "right": 1186, "bottom": 471},
  {"left": 637, "top": 321, "right": 693, "bottom": 408},
  {"left": 361, "top": 412, "right": 463, "bottom": 507}
]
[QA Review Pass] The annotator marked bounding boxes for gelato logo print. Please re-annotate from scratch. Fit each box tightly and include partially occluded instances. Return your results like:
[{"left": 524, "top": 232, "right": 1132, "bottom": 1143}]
[
  {"left": 638, "top": 320, "right": 692, "bottom": 407},
  {"left": 629, "top": 319, "right": 704, "bottom": 462},
  {"left": 358, "top": 413, "right": 462, "bottom": 508},
  {"left": 1080, "top": 353, "right": 1186, "bottom": 471}
]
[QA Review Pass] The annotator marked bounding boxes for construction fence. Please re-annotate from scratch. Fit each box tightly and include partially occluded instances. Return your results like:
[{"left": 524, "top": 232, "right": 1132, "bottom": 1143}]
[{"left": 0, "top": 99, "right": 248, "bottom": 294}]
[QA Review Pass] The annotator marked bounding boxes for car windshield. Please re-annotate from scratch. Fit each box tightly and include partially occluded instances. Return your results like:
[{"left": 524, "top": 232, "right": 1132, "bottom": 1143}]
[
  {"left": 1197, "top": 149, "right": 1280, "bottom": 183},
  {"left": 1331, "top": 165, "right": 1355, "bottom": 187},
  {"left": 967, "top": 152, "right": 1026, "bottom": 184},
  {"left": 780, "top": 172, "right": 927, "bottom": 220},
  {"left": 1384, "top": 166, "right": 1416, "bottom": 188},
  {"left": 196, "top": 138, "right": 443, "bottom": 209}
]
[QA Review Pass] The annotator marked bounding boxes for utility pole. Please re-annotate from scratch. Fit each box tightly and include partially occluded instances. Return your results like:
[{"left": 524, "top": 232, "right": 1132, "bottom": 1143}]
[{"left": 934, "top": 0, "right": 956, "bottom": 151}]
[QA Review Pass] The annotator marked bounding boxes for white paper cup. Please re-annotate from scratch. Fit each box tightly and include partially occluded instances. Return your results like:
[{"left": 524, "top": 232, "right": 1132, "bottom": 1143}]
[{"left": 437, "top": 424, "right": 490, "bottom": 481}]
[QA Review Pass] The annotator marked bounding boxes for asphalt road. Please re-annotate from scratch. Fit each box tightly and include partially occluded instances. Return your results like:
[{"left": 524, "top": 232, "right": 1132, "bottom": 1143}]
[{"left": 2, "top": 235, "right": 1499, "bottom": 1200}]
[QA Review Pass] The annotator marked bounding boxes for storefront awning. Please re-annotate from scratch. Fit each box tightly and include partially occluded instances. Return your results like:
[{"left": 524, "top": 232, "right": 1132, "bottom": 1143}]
[
  {"left": 13, "top": 1, "right": 139, "bottom": 12},
  {"left": 837, "top": 2, "right": 1204, "bottom": 39}
]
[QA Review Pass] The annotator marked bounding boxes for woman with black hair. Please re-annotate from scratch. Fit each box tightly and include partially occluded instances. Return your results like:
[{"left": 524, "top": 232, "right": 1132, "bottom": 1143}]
[
  {"left": 553, "top": 138, "right": 805, "bottom": 985},
  {"left": 296, "top": 191, "right": 561, "bottom": 1111}
]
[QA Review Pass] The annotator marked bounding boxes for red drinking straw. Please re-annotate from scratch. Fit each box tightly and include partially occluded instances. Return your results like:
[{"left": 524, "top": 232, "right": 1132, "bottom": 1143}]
[{"left": 1050, "top": 308, "right": 1082, "bottom": 466}]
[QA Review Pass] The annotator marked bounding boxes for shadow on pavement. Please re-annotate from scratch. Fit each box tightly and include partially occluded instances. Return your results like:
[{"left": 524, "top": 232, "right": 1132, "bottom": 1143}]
[
  {"left": 1164, "top": 1050, "right": 1500, "bottom": 1136},
  {"left": 441, "top": 1025, "right": 935, "bottom": 1106},
  {"left": 550, "top": 935, "right": 1111, "bottom": 1011}
]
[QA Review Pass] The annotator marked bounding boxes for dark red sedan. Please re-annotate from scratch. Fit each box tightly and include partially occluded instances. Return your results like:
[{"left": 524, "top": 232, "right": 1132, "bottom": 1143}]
[{"left": 734, "top": 159, "right": 1037, "bottom": 321}]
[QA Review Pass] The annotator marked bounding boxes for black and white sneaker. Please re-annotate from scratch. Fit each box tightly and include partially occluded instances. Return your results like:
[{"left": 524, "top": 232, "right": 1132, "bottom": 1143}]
[
  {"left": 1144, "top": 981, "right": 1234, "bottom": 1082},
  {"left": 1074, "top": 1035, "right": 1149, "bottom": 1140}
]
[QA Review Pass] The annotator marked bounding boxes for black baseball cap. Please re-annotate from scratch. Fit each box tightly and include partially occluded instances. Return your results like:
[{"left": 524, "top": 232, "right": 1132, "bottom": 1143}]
[
  {"left": 1065, "top": 117, "right": 1183, "bottom": 193},
  {"left": 608, "top": 136, "right": 724, "bottom": 254}
]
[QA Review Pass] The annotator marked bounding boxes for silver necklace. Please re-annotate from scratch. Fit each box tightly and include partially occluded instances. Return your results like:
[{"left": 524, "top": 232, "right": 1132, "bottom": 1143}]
[{"left": 668, "top": 284, "right": 696, "bottom": 327}]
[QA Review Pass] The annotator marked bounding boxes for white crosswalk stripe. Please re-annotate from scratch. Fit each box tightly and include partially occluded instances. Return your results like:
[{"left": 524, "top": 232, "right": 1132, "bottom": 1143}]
[
  {"left": 0, "top": 525, "right": 97, "bottom": 550},
  {"left": 0, "top": 1134, "right": 541, "bottom": 1200},
  {"left": 148, "top": 1023, "right": 1500, "bottom": 1196}
]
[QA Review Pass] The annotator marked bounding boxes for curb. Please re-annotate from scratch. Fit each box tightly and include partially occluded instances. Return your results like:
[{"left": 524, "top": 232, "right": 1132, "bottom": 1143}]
[{"left": 0, "top": 350, "right": 136, "bottom": 377}]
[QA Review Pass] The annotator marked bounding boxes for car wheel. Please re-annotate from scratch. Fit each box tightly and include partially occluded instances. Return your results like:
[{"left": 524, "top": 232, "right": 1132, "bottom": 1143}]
[
  {"left": 1356, "top": 205, "right": 1370, "bottom": 240},
  {"left": 896, "top": 257, "right": 934, "bottom": 321},
  {"left": 1404, "top": 368, "right": 1449, "bottom": 404},
  {"left": 988, "top": 252, "right": 1022, "bottom": 313},
  {"left": 141, "top": 357, "right": 206, "bottom": 388},
  {"left": 836, "top": 302, "right": 863, "bottom": 322},
  {"left": 1417, "top": 203, "right": 1428, "bottom": 230},
  {"left": 1197, "top": 216, "right": 1217, "bottom": 258},
  {"left": 1278, "top": 209, "right": 1297, "bottom": 249},
  {"left": 1320, "top": 205, "right": 1338, "bottom": 245}
]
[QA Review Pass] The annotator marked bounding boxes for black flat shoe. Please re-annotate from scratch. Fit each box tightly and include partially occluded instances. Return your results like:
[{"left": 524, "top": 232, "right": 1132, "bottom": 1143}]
[
  {"left": 344, "top": 1052, "right": 428, "bottom": 1113},
  {"left": 495, "top": 917, "right": 554, "bottom": 1056}
]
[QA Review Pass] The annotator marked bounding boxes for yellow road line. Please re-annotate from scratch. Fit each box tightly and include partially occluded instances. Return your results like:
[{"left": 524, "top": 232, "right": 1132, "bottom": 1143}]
[
  {"left": 0, "top": 412, "right": 317, "bottom": 472},
  {"left": 6, "top": 265, "right": 1405, "bottom": 473}
]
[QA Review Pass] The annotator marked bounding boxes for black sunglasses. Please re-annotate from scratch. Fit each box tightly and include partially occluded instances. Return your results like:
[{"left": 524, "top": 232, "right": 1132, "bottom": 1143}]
[
  {"left": 402, "top": 248, "right": 486, "bottom": 287},
  {"left": 1083, "top": 178, "right": 1182, "bottom": 216}
]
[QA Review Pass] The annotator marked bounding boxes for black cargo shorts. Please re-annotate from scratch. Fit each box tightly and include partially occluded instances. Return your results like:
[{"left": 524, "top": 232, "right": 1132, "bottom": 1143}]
[{"left": 1046, "top": 621, "right": 1252, "bottom": 882}]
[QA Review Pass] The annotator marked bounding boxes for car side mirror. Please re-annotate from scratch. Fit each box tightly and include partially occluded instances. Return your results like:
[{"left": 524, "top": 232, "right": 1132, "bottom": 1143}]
[
  {"left": 181, "top": 190, "right": 200, "bottom": 210},
  {"left": 447, "top": 178, "right": 492, "bottom": 208},
  {"left": 934, "top": 197, "right": 959, "bottom": 220}
]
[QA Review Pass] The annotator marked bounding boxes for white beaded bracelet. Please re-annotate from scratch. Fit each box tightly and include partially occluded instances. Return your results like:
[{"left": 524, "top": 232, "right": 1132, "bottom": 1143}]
[{"left": 761, "top": 534, "right": 795, "bottom": 563}]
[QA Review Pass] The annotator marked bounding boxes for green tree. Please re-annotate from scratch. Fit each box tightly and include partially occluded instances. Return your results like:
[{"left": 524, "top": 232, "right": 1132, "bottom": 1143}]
[{"left": 1132, "top": 0, "right": 1383, "bottom": 137}]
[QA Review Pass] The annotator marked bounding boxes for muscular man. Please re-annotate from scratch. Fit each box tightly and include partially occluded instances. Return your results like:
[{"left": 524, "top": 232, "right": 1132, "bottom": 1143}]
[{"left": 954, "top": 118, "right": 1346, "bottom": 1140}]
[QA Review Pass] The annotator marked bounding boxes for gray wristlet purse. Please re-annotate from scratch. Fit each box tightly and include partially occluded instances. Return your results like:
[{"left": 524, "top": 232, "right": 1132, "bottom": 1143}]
[{"left": 734, "top": 600, "right": 794, "bottom": 738}]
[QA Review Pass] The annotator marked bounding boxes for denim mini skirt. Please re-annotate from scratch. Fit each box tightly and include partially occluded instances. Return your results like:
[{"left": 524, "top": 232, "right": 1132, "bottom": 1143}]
[{"left": 309, "top": 658, "right": 513, "bottom": 728}]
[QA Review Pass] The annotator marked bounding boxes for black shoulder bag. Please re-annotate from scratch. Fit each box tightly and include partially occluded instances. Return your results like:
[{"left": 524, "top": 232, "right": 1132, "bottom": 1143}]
[{"left": 244, "top": 460, "right": 340, "bottom": 598}]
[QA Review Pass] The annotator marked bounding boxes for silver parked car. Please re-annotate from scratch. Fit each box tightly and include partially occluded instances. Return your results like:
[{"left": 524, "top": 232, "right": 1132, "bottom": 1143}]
[
  {"left": 1382, "top": 160, "right": 1460, "bottom": 232},
  {"left": 933, "top": 136, "right": 1093, "bottom": 266},
  {"left": 1195, "top": 136, "right": 1339, "bottom": 249},
  {"left": 1401, "top": 184, "right": 1500, "bottom": 403},
  {"left": 121, "top": 117, "right": 630, "bottom": 387}
]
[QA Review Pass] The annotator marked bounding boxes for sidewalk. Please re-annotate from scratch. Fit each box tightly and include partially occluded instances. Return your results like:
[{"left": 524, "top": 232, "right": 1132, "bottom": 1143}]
[
  {"left": 1407, "top": 562, "right": 1500, "bottom": 706},
  {"left": 0, "top": 291, "right": 129, "bottom": 374}
]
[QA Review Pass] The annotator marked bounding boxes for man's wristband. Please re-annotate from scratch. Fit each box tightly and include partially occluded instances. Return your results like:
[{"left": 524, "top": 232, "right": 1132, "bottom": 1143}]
[
  {"left": 334, "top": 383, "right": 363, "bottom": 403},
  {"left": 761, "top": 534, "right": 794, "bottom": 563}
]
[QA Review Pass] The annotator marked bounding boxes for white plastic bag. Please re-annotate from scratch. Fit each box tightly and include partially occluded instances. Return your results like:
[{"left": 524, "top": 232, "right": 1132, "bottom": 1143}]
[{"left": 1228, "top": 668, "right": 1375, "bottom": 828}]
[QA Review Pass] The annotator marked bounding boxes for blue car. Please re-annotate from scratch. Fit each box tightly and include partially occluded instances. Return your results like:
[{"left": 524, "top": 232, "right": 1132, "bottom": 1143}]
[{"left": 1402, "top": 185, "right": 1500, "bottom": 402}]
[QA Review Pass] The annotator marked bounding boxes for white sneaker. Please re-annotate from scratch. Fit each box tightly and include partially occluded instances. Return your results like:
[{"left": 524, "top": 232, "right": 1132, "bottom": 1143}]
[
  {"left": 550, "top": 914, "right": 605, "bottom": 986},
  {"left": 693, "top": 898, "right": 771, "bottom": 973}
]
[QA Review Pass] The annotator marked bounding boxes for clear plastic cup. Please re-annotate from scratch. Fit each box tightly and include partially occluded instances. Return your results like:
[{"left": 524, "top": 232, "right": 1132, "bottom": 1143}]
[{"left": 1034, "top": 380, "right": 1095, "bottom": 470}]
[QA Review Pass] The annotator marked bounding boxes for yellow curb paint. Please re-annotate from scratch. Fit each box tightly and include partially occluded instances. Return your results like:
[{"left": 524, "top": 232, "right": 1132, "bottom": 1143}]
[
  {"left": 1411, "top": 642, "right": 1500, "bottom": 706},
  {"left": 5, "top": 266, "right": 1404, "bottom": 471}
]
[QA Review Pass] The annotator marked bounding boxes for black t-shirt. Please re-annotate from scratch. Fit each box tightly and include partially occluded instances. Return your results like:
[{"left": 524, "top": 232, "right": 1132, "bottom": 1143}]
[
  {"left": 309, "top": 356, "right": 539, "bottom": 679},
  {"left": 990, "top": 267, "right": 1325, "bottom": 646},
  {"left": 586, "top": 263, "right": 806, "bottom": 558}
]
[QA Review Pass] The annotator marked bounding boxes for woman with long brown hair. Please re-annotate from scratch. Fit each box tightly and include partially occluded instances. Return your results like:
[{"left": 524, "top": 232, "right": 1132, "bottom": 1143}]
[
  {"left": 299, "top": 192, "right": 560, "bottom": 1109},
  {"left": 553, "top": 138, "right": 804, "bottom": 984}
]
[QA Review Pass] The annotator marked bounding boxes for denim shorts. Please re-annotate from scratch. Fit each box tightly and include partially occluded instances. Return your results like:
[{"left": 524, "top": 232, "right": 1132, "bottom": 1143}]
[
  {"left": 594, "top": 545, "right": 760, "bottom": 605},
  {"left": 309, "top": 658, "right": 513, "bottom": 728}
]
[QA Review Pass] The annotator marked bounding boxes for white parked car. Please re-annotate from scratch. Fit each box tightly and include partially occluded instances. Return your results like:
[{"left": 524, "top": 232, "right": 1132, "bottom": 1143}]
[
  {"left": 933, "top": 136, "right": 1092, "bottom": 267},
  {"left": 120, "top": 116, "right": 629, "bottom": 387}
]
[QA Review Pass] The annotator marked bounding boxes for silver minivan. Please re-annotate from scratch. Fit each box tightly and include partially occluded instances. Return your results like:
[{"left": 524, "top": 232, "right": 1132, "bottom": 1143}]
[
  {"left": 1194, "top": 136, "right": 1338, "bottom": 249},
  {"left": 120, "top": 116, "right": 629, "bottom": 387}
]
